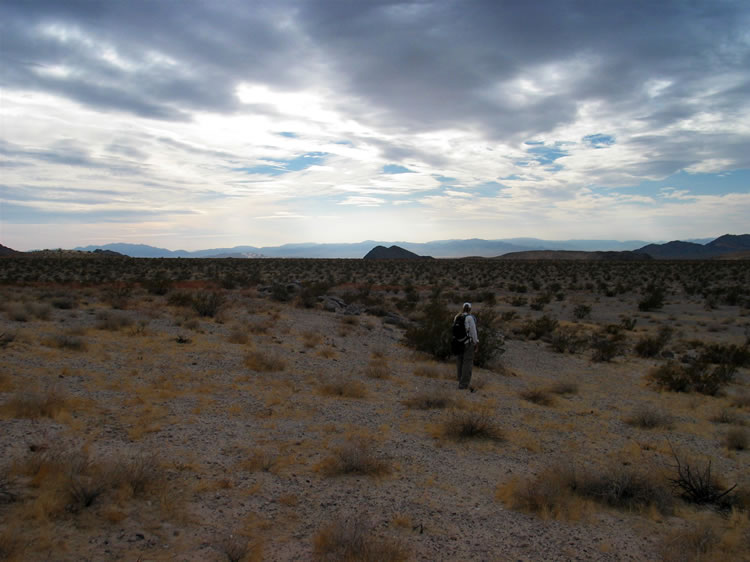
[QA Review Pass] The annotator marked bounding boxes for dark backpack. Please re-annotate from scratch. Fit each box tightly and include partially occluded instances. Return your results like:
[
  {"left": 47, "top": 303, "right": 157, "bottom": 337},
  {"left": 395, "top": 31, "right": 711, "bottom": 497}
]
[{"left": 450, "top": 314, "right": 468, "bottom": 354}]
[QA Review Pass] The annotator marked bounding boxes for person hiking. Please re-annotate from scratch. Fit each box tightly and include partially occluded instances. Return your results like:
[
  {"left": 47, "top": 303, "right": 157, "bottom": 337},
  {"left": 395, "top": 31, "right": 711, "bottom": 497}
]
[{"left": 453, "top": 302, "right": 479, "bottom": 390}]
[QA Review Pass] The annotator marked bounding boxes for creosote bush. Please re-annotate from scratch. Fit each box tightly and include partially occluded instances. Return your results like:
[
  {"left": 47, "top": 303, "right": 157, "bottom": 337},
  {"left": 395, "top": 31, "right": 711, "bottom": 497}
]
[
  {"left": 725, "top": 428, "right": 748, "bottom": 451},
  {"left": 647, "top": 361, "right": 736, "bottom": 395},
  {"left": 192, "top": 291, "right": 225, "bottom": 317}
]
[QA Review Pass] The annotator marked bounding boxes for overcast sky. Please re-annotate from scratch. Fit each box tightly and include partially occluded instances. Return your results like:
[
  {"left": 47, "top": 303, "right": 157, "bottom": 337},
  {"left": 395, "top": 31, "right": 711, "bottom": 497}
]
[{"left": 2, "top": 0, "right": 749, "bottom": 251}]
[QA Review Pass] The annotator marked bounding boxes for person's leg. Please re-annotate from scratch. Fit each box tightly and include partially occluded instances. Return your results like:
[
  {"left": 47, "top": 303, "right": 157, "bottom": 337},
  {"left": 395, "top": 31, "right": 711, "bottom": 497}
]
[
  {"left": 456, "top": 352, "right": 463, "bottom": 384},
  {"left": 459, "top": 345, "right": 474, "bottom": 389}
]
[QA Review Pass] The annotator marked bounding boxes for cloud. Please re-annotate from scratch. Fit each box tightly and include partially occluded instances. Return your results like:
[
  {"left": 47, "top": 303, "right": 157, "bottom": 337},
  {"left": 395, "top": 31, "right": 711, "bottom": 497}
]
[{"left": 1, "top": 0, "right": 749, "bottom": 250}]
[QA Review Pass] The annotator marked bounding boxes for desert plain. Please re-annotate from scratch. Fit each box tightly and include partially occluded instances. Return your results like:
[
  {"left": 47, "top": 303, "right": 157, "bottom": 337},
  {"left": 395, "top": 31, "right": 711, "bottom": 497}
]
[{"left": 0, "top": 256, "right": 749, "bottom": 561}]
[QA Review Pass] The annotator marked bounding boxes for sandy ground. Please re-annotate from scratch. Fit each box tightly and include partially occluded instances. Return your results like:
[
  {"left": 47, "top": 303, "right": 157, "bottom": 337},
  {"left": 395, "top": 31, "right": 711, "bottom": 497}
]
[{"left": 0, "top": 285, "right": 749, "bottom": 561}]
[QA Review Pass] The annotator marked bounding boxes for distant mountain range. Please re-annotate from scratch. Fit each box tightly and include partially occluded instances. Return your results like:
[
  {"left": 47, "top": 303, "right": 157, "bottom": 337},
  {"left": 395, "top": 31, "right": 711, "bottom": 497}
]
[
  {"left": 0, "top": 234, "right": 745, "bottom": 259},
  {"left": 71, "top": 238, "right": 659, "bottom": 259}
]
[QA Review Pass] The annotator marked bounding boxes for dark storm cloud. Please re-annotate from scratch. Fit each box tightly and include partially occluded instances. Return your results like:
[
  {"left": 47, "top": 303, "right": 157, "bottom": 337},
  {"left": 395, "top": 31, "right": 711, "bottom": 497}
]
[{"left": 2, "top": 0, "right": 749, "bottom": 152}]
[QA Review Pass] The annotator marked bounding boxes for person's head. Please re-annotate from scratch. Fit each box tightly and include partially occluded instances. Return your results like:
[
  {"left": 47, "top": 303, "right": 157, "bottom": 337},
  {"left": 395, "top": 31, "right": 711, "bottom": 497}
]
[{"left": 463, "top": 302, "right": 472, "bottom": 313}]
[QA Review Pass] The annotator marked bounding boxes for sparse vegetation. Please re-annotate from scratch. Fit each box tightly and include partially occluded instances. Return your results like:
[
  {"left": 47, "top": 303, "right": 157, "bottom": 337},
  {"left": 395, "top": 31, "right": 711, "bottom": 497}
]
[{"left": 0, "top": 256, "right": 748, "bottom": 560}]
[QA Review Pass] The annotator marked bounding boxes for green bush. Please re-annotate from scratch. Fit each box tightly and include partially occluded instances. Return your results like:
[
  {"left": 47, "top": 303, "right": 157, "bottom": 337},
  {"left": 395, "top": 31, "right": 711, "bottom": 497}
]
[
  {"left": 403, "top": 293, "right": 452, "bottom": 360},
  {"left": 474, "top": 308, "right": 506, "bottom": 368},
  {"left": 192, "top": 291, "right": 224, "bottom": 317},
  {"left": 647, "top": 361, "right": 736, "bottom": 396},
  {"left": 638, "top": 284, "right": 665, "bottom": 311}
]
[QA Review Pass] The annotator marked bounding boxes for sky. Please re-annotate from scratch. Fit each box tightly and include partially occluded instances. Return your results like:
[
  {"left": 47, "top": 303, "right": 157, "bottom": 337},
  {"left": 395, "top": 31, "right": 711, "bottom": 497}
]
[{"left": 1, "top": 0, "right": 749, "bottom": 251}]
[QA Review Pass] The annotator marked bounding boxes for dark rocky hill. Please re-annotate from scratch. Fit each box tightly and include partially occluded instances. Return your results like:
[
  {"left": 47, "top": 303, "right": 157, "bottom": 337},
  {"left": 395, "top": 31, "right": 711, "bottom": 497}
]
[
  {"left": 363, "top": 245, "right": 431, "bottom": 259},
  {"left": 0, "top": 244, "right": 23, "bottom": 256},
  {"left": 635, "top": 234, "right": 750, "bottom": 259},
  {"left": 706, "top": 234, "right": 750, "bottom": 253}
]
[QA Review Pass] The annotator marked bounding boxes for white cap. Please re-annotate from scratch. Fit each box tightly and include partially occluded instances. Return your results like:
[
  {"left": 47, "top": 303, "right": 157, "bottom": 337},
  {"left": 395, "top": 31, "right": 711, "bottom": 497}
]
[{"left": 463, "top": 302, "right": 472, "bottom": 310}]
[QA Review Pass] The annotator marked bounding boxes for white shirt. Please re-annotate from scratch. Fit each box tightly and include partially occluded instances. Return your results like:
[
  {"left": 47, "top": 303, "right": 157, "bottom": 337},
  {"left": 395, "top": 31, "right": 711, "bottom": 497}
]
[{"left": 465, "top": 314, "right": 479, "bottom": 344}]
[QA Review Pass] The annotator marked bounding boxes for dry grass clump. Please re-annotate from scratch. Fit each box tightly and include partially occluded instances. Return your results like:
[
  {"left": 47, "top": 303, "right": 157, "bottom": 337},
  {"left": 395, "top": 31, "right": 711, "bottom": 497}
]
[
  {"left": 244, "top": 350, "right": 287, "bottom": 372},
  {"left": 0, "top": 385, "right": 68, "bottom": 419},
  {"left": 498, "top": 462, "right": 674, "bottom": 518},
  {"left": 624, "top": 406, "right": 674, "bottom": 429},
  {"left": 318, "top": 440, "right": 391, "bottom": 477},
  {"left": 402, "top": 389, "right": 454, "bottom": 410},
  {"left": 96, "top": 310, "right": 134, "bottom": 331},
  {"left": 658, "top": 513, "right": 750, "bottom": 562},
  {"left": 440, "top": 409, "right": 504, "bottom": 441},
  {"left": 519, "top": 388, "right": 555, "bottom": 407},
  {"left": 711, "top": 409, "right": 746, "bottom": 425},
  {"left": 313, "top": 514, "right": 409, "bottom": 562},
  {"left": 241, "top": 449, "right": 279, "bottom": 473},
  {"left": 214, "top": 532, "right": 261, "bottom": 562},
  {"left": 302, "top": 330, "right": 323, "bottom": 348},
  {"left": 43, "top": 332, "right": 88, "bottom": 351},
  {"left": 412, "top": 363, "right": 447, "bottom": 379},
  {"left": 317, "top": 375, "right": 367, "bottom": 399},
  {"left": 725, "top": 428, "right": 749, "bottom": 451},
  {"left": 364, "top": 359, "right": 390, "bottom": 379},
  {"left": 546, "top": 380, "right": 579, "bottom": 395},
  {"left": 227, "top": 324, "right": 249, "bottom": 344},
  {"left": 731, "top": 393, "right": 750, "bottom": 409}
]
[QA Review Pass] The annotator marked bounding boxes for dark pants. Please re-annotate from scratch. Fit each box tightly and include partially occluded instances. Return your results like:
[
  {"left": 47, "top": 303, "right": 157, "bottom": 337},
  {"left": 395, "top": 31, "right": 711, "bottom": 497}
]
[{"left": 456, "top": 343, "right": 474, "bottom": 389}]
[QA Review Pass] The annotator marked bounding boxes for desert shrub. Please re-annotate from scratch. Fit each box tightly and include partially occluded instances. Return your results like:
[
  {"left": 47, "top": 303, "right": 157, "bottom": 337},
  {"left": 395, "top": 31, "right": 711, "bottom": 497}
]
[
  {"left": 6, "top": 303, "right": 29, "bottom": 322},
  {"left": 624, "top": 406, "right": 673, "bottom": 429},
  {"left": 192, "top": 291, "right": 224, "bottom": 317},
  {"left": 620, "top": 316, "right": 637, "bottom": 330},
  {"left": 589, "top": 330, "right": 626, "bottom": 362},
  {"left": 725, "top": 428, "right": 748, "bottom": 451},
  {"left": 320, "top": 440, "right": 390, "bottom": 477},
  {"left": 572, "top": 304, "right": 591, "bottom": 320},
  {"left": 403, "top": 292, "right": 452, "bottom": 360},
  {"left": 634, "top": 325, "right": 673, "bottom": 358},
  {"left": 441, "top": 409, "right": 504, "bottom": 441},
  {"left": 313, "top": 514, "right": 409, "bottom": 562},
  {"left": 638, "top": 284, "right": 665, "bottom": 311},
  {"left": 244, "top": 350, "right": 286, "bottom": 372},
  {"left": 698, "top": 343, "right": 750, "bottom": 368},
  {"left": 106, "top": 283, "right": 133, "bottom": 309},
  {"left": 520, "top": 388, "right": 555, "bottom": 406},
  {"left": 550, "top": 325, "right": 587, "bottom": 354},
  {"left": 667, "top": 451, "right": 738, "bottom": 510},
  {"left": 647, "top": 361, "right": 735, "bottom": 396},
  {"left": 167, "top": 291, "right": 194, "bottom": 307},
  {"left": 731, "top": 394, "right": 750, "bottom": 409},
  {"left": 144, "top": 274, "right": 172, "bottom": 295},
  {"left": 473, "top": 307, "right": 506, "bottom": 368},
  {"left": 518, "top": 315, "right": 558, "bottom": 340},
  {"left": 50, "top": 296, "right": 78, "bottom": 309},
  {"left": 402, "top": 390, "right": 453, "bottom": 410}
]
